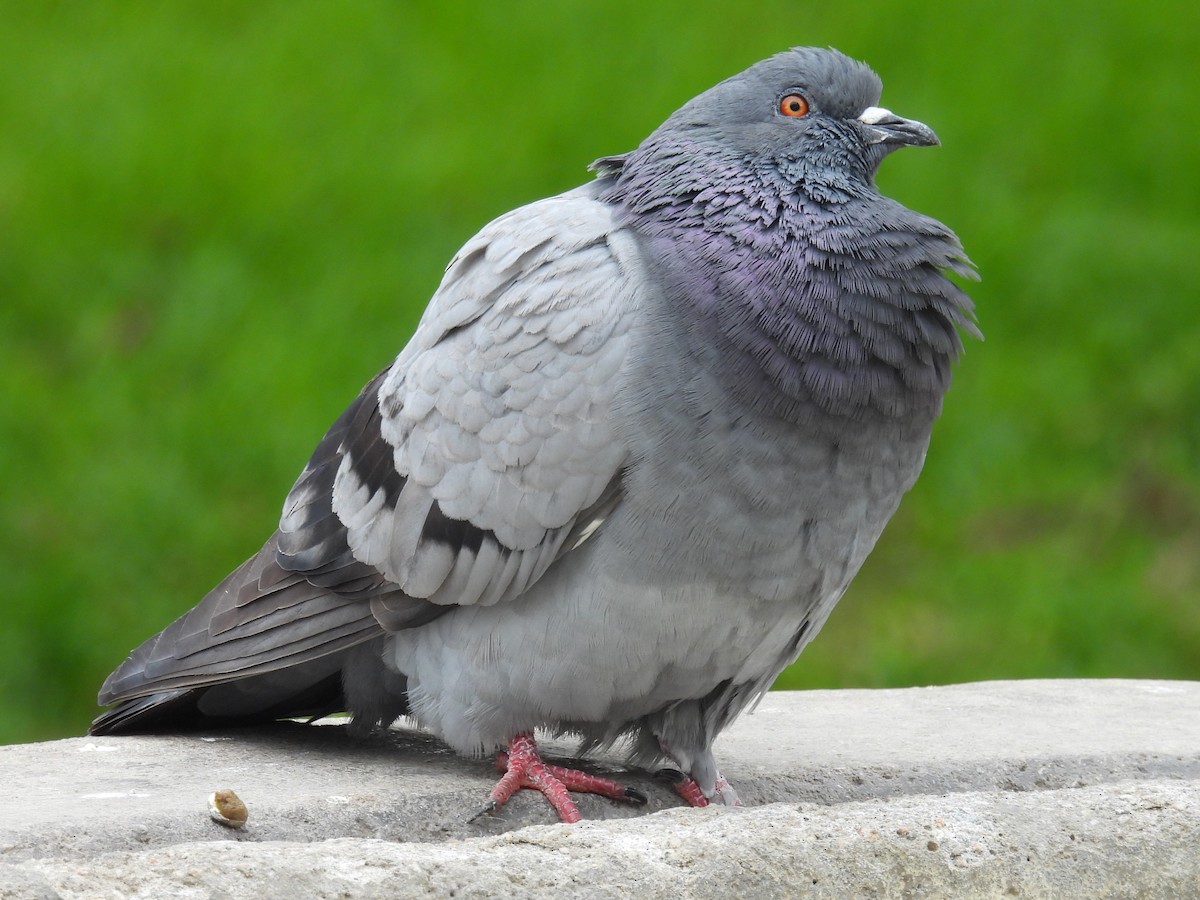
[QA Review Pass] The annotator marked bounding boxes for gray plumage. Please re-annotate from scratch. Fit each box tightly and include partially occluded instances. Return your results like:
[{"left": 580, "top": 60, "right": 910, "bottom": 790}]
[{"left": 92, "top": 47, "right": 977, "bottom": 807}]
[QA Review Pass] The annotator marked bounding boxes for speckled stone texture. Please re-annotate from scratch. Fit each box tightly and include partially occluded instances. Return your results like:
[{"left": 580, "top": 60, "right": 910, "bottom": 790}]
[{"left": 3, "top": 681, "right": 1198, "bottom": 899}]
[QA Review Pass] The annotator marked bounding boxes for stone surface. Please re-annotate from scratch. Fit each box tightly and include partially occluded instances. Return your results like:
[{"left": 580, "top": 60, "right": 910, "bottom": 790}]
[{"left": 2, "top": 680, "right": 1198, "bottom": 898}]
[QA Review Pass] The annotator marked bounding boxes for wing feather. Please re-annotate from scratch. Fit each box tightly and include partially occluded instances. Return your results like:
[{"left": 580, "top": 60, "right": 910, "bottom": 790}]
[
  {"left": 95, "top": 183, "right": 646, "bottom": 727},
  {"left": 282, "top": 183, "right": 646, "bottom": 613},
  {"left": 97, "top": 533, "right": 385, "bottom": 705}
]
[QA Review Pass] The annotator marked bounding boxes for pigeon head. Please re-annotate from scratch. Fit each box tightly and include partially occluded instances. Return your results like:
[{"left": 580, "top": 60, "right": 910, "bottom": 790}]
[
  {"left": 646, "top": 47, "right": 938, "bottom": 184},
  {"left": 597, "top": 48, "right": 977, "bottom": 427}
]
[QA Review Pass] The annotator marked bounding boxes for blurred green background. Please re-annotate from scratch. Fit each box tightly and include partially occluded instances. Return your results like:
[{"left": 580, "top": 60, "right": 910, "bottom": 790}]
[{"left": 2, "top": 2, "right": 1197, "bottom": 745}]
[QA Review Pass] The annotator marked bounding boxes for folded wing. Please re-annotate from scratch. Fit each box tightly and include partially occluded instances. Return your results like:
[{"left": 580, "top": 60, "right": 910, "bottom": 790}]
[{"left": 92, "top": 184, "right": 646, "bottom": 730}]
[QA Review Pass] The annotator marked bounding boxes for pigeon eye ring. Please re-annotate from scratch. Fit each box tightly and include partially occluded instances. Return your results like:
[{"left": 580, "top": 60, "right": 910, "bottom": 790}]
[{"left": 779, "top": 92, "right": 810, "bottom": 117}]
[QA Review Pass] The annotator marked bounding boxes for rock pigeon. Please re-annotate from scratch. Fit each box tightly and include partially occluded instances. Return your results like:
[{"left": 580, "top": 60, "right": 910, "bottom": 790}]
[{"left": 91, "top": 47, "right": 978, "bottom": 822}]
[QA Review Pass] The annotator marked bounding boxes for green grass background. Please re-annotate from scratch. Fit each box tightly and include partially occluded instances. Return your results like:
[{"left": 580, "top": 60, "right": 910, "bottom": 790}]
[{"left": 2, "top": 2, "right": 1197, "bottom": 744}]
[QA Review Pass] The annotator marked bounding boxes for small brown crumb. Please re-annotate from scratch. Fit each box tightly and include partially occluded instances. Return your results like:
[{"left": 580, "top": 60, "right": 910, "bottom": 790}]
[{"left": 208, "top": 789, "right": 248, "bottom": 829}]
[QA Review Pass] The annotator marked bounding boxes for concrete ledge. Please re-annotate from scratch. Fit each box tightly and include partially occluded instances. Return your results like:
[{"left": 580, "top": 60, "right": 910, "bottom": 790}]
[{"left": 2, "top": 680, "right": 1198, "bottom": 898}]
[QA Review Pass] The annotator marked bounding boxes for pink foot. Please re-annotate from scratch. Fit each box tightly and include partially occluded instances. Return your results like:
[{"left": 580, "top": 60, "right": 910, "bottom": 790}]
[
  {"left": 674, "top": 775, "right": 710, "bottom": 807},
  {"left": 672, "top": 772, "right": 741, "bottom": 808},
  {"left": 472, "top": 732, "right": 647, "bottom": 823}
]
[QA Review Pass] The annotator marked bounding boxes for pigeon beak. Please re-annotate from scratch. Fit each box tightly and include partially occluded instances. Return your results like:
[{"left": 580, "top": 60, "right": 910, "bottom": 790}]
[{"left": 857, "top": 106, "right": 940, "bottom": 148}]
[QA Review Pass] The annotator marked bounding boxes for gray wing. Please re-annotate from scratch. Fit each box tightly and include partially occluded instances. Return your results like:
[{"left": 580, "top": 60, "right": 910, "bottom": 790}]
[
  {"left": 280, "top": 184, "right": 644, "bottom": 624},
  {"left": 94, "top": 184, "right": 646, "bottom": 719}
]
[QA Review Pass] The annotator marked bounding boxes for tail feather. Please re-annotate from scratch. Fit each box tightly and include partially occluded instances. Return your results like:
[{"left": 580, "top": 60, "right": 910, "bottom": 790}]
[
  {"left": 88, "top": 664, "right": 346, "bottom": 735},
  {"left": 91, "top": 533, "right": 392, "bottom": 734}
]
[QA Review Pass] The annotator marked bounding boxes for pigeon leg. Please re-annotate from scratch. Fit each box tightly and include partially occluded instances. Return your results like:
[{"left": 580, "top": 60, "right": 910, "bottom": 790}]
[{"left": 472, "top": 732, "right": 648, "bottom": 823}]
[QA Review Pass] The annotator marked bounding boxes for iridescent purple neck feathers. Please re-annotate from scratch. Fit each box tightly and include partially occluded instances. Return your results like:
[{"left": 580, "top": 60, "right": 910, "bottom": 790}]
[{"left": 598, "top": 137, "right": 978, "bottom": 426}]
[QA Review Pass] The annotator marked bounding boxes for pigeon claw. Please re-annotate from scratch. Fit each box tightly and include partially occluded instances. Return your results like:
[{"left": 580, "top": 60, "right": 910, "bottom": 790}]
[
  {"left": 466, "top": 799, "right": 499, "bottom": 824},
  {"left": 478, "top": 732, "right": 642, "bottom": 823},
  {"left": 657, "top": 767, "right": 741, "bottom": 808},
  {"left": 623, "top": 786, "right": 649, "bottom": 806}
]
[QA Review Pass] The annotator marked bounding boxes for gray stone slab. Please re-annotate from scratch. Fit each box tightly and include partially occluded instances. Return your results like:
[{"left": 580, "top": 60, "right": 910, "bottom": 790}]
[
  {"left": 9, "top": 781, "right": 1200, "bottom": 900},
  {"left": 1, "top": 680, "right": 1198, "bottom": 898}
]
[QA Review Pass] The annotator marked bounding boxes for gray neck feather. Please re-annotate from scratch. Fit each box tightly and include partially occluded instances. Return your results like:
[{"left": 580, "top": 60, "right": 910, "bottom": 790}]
[{"left": 599, "top": 137, "right": 978, "bottom": 429}]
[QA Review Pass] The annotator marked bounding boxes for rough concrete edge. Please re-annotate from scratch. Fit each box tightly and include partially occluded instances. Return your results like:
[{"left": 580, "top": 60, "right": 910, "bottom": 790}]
[
  {"left": 5, "top": 738, "right": 1198, "bottom": 865},
  {"left": 6, "top": 780, "right": 1199, "bottom": 900}
]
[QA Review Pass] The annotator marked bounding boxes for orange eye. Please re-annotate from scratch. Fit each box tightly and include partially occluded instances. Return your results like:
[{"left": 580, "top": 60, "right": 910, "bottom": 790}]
[{"left": 779, "top": 93, "right": 809, "bottom": 117}]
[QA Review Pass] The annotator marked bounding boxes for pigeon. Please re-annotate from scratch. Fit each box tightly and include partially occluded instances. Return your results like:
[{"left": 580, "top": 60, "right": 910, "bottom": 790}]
[{"left": 91, "top": 47, "right": 978, "bottom": 823}]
